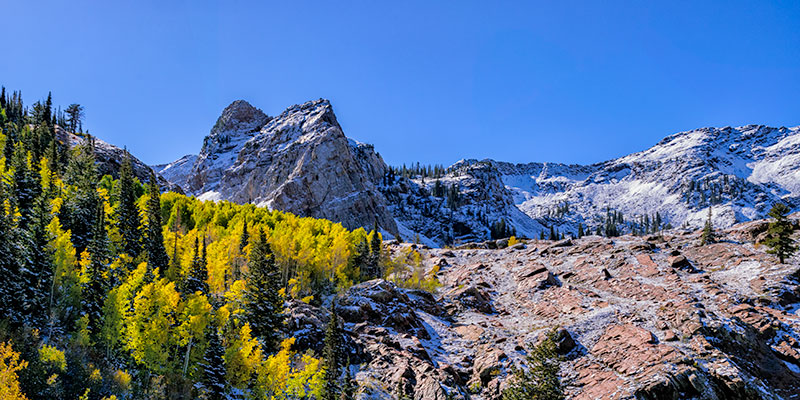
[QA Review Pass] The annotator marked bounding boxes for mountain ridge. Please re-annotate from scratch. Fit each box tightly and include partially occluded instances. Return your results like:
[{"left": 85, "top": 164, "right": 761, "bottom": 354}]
[{"left": 154, "top": 98, "right": 800, "bottom": 245}]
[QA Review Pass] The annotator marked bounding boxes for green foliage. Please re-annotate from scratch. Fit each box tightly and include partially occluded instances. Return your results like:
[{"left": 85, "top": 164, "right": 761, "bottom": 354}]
[
  {"left": 116, "top": 151, "right": 142, "bottom": 258},
  {"left": 320, "top": 304, "right": 343, "bottom": 400},
  {"left": 145, "top": 172, "right": 170, "bottom": 276},
  {"left": 764, "top": 203, "right": 797, "bottom": 263},
  {"left": 701, "top": 207, "right": 715, "bottom": 245},
  {"left": 243, "top": 228, "right": 284, "bottom": 352},
  {"left": 198, "top": 327, "right": 227, "bottom": 400},
  {"left": 502, "top": 328, "right": 564, "bottom": 400}
]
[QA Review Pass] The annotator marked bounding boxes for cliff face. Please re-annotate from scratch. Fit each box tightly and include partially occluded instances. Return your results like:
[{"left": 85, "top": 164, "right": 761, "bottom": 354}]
[{"left": 157, "top": 99, "right": 398, "bottom": 235}]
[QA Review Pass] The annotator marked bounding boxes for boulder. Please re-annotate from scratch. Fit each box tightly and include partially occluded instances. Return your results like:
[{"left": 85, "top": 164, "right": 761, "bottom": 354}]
[
  {"left": 444, "top": 285, "right": 495, "bottom": 314},
  {"left": 335, "top": 280, "right": 429, "bottom": 339}
]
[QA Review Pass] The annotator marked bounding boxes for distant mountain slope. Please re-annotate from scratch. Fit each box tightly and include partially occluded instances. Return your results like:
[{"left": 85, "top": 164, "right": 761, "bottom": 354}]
[
  {"left": 154, "top": 99, "right": 800, "bottom": 245},
  {"left": 57, "top": 126, "right": 178, "bottom": 191},
  {"left": 490, "top": 125, "right": 800, "bottom": 236}
]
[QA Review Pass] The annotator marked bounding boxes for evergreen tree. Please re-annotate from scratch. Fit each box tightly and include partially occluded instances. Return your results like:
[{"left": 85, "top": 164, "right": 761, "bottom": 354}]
[
  {"left": 577, "top": 223, "right": 584, "bottom": 238},
  {"left": 366, "top": 228, "right": 382, "bottom": 279},
  {"left": 764, "top": 203, "right": 797, "bottom": 263},
  {"left": 10, "top": 142, "right": 40, "bottom": 230},
  {"left": 83, "top": 203, "right": 110, "bottom": 336},
  {"left": 64, "top": 103, "right": 84, "bottom": 133},
  {"left": 145, "top": 171, "right": 169, "bottom": 276},
  {"left": 26, "top": 193, "right": 55, "bottom": 324},
  {"left": 549, "top": 226, "right": 557, "bottom": 241},
  {"left": 352, "top": 237, "right": 370, "bottom": 281},
  {"left": 502, "top": 328, "right": 564, "bottom": 400},
  {"left": 62, "top": 141, "right": 99, "bottom": 254},
  {"left": 0, "top": 184, "right": 28, "bottom": 325},
  {"left": 116, "top": 151, "right": 141, "bottom": 257},
  {"left": 238, "top": 217, "right": 249, "bottom": 253},
  {"left": 182, "top": 237, "right": 209, "bottom": 295},
  {"left": 243, "top": 228, "right": 284, "bottom": 351},
  {"left": 701, "top": 207, "right": 714, "bottom": 245},
  {"left": 320, "top": 303, "right": 344, "bottom": 400},
  {"left": 197, "top": 326, "right": 227, "bottom": 400}
]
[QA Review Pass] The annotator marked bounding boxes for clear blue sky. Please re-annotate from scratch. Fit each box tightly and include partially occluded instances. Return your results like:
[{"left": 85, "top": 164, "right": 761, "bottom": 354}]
[{"left": 2, "top": 1, "right": 799, "bottom": 167}]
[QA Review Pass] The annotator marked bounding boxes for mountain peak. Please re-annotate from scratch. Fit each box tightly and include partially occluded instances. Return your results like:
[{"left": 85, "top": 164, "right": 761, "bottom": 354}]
[{"left": 210, "top": 99, "right": 270, "bottom": 137}]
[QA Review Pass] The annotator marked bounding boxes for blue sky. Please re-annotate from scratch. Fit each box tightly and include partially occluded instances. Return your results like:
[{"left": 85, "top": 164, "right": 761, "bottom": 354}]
[{"left": 2, "top": 1, "right": 799, "bottom": 166}]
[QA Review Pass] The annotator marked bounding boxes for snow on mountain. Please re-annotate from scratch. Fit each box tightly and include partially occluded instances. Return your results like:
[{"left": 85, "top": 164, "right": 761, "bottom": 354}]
[
  {"left": 154, "top": 98, "right": 800, "bottom": 245},
  {"left": 153, "top": 154, "right": 196, "bottom": 190}
]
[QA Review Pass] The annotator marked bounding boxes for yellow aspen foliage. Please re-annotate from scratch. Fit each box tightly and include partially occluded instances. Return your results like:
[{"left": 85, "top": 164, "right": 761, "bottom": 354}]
[
  {"left": 124, "top": 278, "right": 181, "bottom": 373},
  {"left": 38, "top": 344, "right": 66, "bottom": 372},
  {"left": 0, "top": 341, "right": 29, "bottom": 400},
  {"left": 102, "top": 262, "right": 147, "bottom": 352},
  {"left": 224, "top": 323, "right": 263, "bottom": 388},
  {"left": 254, "top": 338, "right": 324, "bottom": 400}
]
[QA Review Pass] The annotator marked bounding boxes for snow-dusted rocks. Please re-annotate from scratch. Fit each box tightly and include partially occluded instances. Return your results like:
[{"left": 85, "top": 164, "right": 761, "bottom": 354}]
[
  {"left": 280, "top": 220, "right": 800, "bottom": 399},
  {"left": 405, "top": 124, "right": 800, "bottom": 244}
]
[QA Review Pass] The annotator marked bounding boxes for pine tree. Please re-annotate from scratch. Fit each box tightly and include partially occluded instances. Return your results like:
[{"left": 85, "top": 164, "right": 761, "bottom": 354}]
[
  {"left": 26, "top": 193, "right": 55, "bottom": 325},
  {"left": 365, "top": 228, "right": 382, "bottom": 279},
  {"left": 116, "top": 151, "right": 141, "bottom": 258},
  {"left": 320, "top": 303, "right": 344, "bottom": 400},
  {"left": 62, "top": 141, "right": 99, "bottom": 254},
  {"left": 11, "top": 142, "right": 40, "bottom": 231},
  {"left": 238, "top": 217, "right": 249, "bottom": 253},
  {"left": 83, "top": 203, "right": 110, "bottom": 336},
  {"left": 502, "top": 328, "right": 564, "bottom": 400},
  {"left": 197, "top": 326, "right": 227, "bottom": 400},
  {"left": 549, "top": 226, "right": 557, "bottom": 241},
  {"left": 340, "top": 357, "right": 356, "bottom": 400},
  {"left": 182, "top": 237, "right": 209, "bottom": 296},
  {"left": 64, "top": 103, "right": 84, "bottom": 133},
  {"left": 352, "top": 238, "right": 370, "bottom": 281},
  {"left": 577, "top": 223, "right": 584, "bottom": 238},
  {"left": 701, "top": 207, "right": 714, "bottom": 245},
  {"left": 0, "top": 184, "right": 28, "bottom": 326},
  {"left": 764, "top": 203, "right": 797, "bottom": 264},
  {"left": 243, "top": 228, "right": 284, "bottom": 351},
  {"left": 145, "top": 171, "right": 169, "bottom": 276}
]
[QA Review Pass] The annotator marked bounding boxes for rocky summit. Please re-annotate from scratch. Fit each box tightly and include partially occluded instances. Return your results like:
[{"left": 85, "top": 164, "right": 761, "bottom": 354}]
[{"left": 286, "top": 218, "right": 800, "bottom": 399}]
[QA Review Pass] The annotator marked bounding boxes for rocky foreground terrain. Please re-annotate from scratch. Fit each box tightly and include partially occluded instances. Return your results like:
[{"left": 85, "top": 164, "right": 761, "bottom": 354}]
[{"left": 287, "top": 219, "right": 800, "bottom": 399}]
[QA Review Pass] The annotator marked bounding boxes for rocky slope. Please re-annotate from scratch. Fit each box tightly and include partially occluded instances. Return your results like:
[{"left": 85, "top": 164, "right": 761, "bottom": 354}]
[
  {"left": 57, "top": 126, "right": 177, "bottom": 191},
  {"left": 287, "top": 219, "right": 800, "bottom": 399}
]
